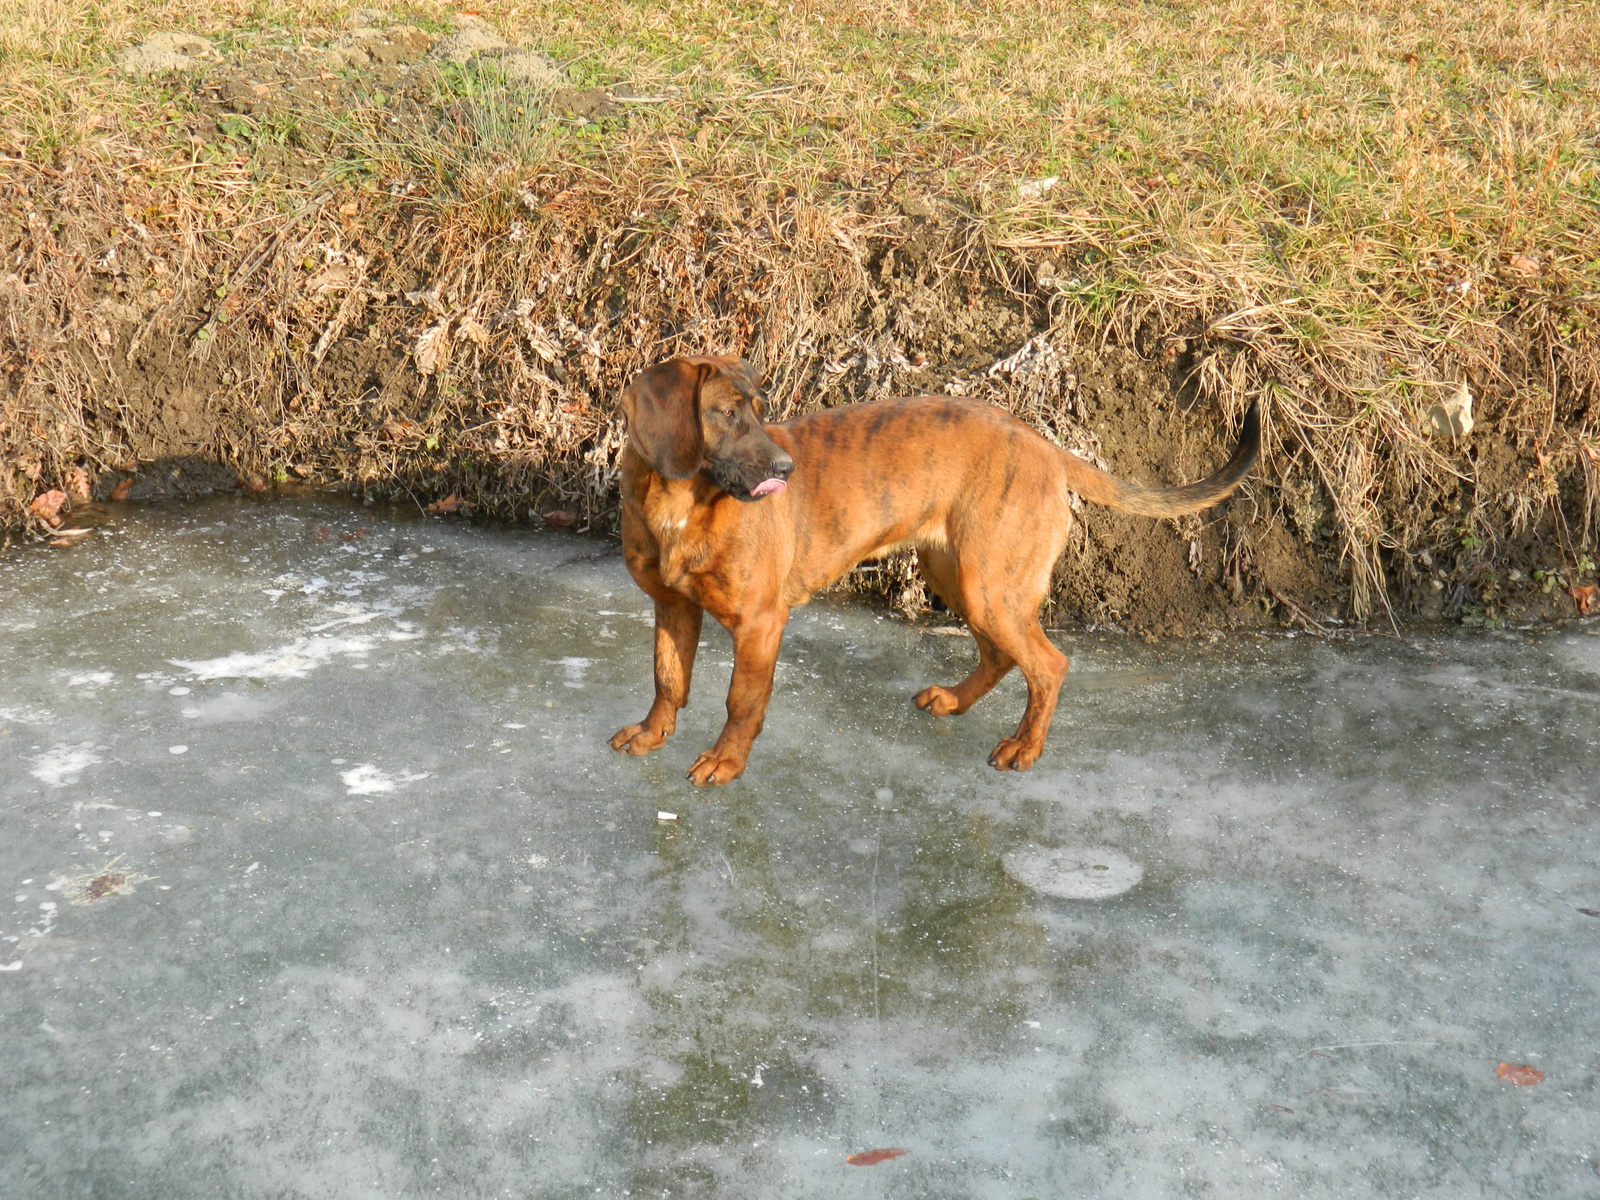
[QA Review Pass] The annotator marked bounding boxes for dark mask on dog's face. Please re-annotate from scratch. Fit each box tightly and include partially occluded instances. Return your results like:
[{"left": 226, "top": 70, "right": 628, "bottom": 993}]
[{"left": 621, "top": 357, "right": 794, "bottom": 501}]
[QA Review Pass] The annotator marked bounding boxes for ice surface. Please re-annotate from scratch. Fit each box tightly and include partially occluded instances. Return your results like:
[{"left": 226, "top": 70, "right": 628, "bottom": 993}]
[{"left": 2, "top": 496, "right": 1599, "bottom": 1198}]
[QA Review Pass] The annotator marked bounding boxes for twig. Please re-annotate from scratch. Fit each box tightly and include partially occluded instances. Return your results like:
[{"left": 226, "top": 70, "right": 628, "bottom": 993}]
[{"left": 1266, "top": 585, "right": 1333, "bottom": 634}]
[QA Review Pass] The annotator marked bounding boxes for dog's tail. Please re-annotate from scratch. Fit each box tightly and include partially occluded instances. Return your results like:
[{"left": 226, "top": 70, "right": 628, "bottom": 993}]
[{"left": 1060, "top": 401, "right": 1260, "bottom": 518}]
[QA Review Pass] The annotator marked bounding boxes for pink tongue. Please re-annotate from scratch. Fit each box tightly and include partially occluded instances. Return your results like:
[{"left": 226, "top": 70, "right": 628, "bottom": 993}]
[{"left": 750, "top": 478, "right": 787, "bottom": 497}]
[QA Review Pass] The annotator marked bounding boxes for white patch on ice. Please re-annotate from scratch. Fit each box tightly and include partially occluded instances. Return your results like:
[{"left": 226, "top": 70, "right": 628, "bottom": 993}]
[
  {"left": 169, "top": 686, "right": 191, "bottom": 696},
  {"left": 596, "top": 609, "right": 654, "bottom": 624},
  {"left": 1003, "top": 845, "right": 1143, "bottom": 900},
  {"left": 341, "top": 764, "right": 429, "bottom": 796},
  {"left": 341, "top": 764, "right": 395, "bottom": 795},
  {"left": 0, "top": 704, "right": 53, "bottom": 726},
  {"left": 169, "top": 635, "right": 375, "bottom": 681},
  {"left": 305, "top": 601, "right": 402, "bottom": 633},
  {"left": 550, "top": 657, "right": 593, "bottom": 688},
  {"left": 66, "top": 670, "right": 114, "bottom": 690},
  {"left": 30, "top": 743, "right": 100, "bottom": 788},
  {"left": 300, "top": 576, "right": 329, "bottom": 594},
  {"left": 437, "top": 627, "right": 492, "bottom": 655},
  {"left": 169, "top": 745, "right": 188, "bottom": 755},
  {"left": 502, "top": 723, "right": 526, "bottom": 729}
]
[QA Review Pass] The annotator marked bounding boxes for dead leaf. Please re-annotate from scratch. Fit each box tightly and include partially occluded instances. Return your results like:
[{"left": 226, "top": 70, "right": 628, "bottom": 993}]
[
  {"left": 55, "top": 854, "right": 154, "bottom": 904},
  {"left": 425, "top": 494, "right": 475, "bottom": 516},
  {"left": 1577, "top": 907, "right": 1600, "bottom": 918},
  {"left": 314, "top": 525, "right": 333, "bottom": 542},
  {"left": 1569, "top": 584, "right": 1596, "bottom": 616},
  {"left": 28, "top": 489, "right": 68, "bottom": 526},
  {"left": 414, "top": 320, "right": 451, "bottom": 375},
  {"left": 380, "top": 417, "right": 422, "bottom": 441},
  {"left": 1496, "top": 1062, "right": 1544, "bottom": 1085},
  {"left": 1508, "top": 253, "right": 1541, "bottom": 277},
  {"left": 84, "top": 873, "right": 125, "bottom": 900},
  {"left": 305, "top": 263, "right": 354, "bottom": 294},
  {"left": 110, "top": 478, "right": 134, "bottom": 502},
  {"left": 67, "top": 466, "right": 92, "bottom": 499},
  {"left": 342, "top": 528, "right": 371, "bottom": 540},
  {"left": 846, "top": 1148, "right": 909, "bottom": 1166},
  {"left": 542, "top": 509, "right": 576, "bottom": 527},
  {"left": 1425, "top": 380, "right": 1474, "bottom": 439},
  {"left": 455, "top": 316, "right": 490, "bottom": 349}
]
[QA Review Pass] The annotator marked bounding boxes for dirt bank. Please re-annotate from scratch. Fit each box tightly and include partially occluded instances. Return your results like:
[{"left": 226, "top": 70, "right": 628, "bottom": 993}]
[{"left": 4, "top": 16, "right": 1597, "bottom": 631}]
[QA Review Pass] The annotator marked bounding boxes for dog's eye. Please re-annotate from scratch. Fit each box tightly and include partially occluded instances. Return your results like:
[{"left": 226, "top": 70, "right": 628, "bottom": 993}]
[{"left": 719, "top": 408, "right": 737, "bottom": 419}]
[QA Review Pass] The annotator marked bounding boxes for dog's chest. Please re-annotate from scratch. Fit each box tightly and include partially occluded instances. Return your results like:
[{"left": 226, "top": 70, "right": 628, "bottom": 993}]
[{"left": 641, "top": 488, "right": 714, "bottom": 587}]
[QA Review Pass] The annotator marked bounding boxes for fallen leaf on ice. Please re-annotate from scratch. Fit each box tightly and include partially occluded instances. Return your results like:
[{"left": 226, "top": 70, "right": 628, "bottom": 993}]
[
  {"left": 67, "top": 466, "right": 92, "bottom": 499},
  {"left": 1425, "top": 380, "right": 1474, "bottom": 439},
  {"left": 426, "top": 494, "right": 474, "bottom": 516},
  {"left": 1496, "top": 1062, "right": 1544, "bottom": 1085},
  {"left": 28, "top": 490, "right": 67, "bottom": 525},
  {"left": 110, "top": 478, "right": 134, "bottom": 502},
  {"left": 542, "top": 509, "right": 576, "bottom": 527},
  {"left": 55, "top": 855, "right": 154, "bottom": 905},
  {"left": 846, "top": 1148, "right": 908, "bottom": 1166},
  {"left": 1569, "top": 584, "right": 1596, "bottom": 616}
]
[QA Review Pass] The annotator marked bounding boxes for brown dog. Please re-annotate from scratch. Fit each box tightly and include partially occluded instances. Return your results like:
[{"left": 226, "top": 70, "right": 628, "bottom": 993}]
[{"left": 610, "top": 355, "right": 1259, "bottom": 784}]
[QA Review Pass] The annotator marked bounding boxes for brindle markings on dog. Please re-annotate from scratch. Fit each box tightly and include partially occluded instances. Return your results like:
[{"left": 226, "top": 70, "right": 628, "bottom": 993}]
[{"left": 611, "top": 355, "right": 1259, "bottom": 785}]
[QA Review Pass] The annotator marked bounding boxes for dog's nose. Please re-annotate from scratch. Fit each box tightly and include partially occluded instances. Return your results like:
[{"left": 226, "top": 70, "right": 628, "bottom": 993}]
[{"left": 771, "top": 453, "right": 795, "bottom": 478}]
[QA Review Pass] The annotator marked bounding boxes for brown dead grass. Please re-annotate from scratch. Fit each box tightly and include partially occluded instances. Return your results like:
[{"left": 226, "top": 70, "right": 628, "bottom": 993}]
[{"left": 2, "top": 0, "right": 1598, "bottom": 622}]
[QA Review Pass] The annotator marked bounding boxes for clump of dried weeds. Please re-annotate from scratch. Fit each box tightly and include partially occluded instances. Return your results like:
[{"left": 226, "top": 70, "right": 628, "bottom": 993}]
[{"left": 2, "top": 0, "right": 1597, "bottom": 624}]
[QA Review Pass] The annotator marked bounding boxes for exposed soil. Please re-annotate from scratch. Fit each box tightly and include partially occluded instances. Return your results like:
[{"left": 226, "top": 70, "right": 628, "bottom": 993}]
[{"left": 4, "top": 25, "right": 1596, "bottom": 632}]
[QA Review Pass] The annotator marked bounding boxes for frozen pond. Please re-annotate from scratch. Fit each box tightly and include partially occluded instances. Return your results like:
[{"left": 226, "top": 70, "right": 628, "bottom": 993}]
[{"left": 3, "top": 497, "right": 1600, "bottom": 1199}]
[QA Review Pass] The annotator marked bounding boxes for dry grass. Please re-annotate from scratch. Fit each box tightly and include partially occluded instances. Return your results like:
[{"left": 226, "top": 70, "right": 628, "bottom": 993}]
[{"left": 2, "top": 0, "right": 1598, "bottom": 622}]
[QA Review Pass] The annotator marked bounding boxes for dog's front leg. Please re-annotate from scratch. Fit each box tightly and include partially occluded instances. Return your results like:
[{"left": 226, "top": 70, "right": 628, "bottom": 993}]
[
  {"left": 611, "top": 595, "right": 703, "bottom": 756},
  {"left": 686, "top": 610, "right": 787, "bottom": 786}
]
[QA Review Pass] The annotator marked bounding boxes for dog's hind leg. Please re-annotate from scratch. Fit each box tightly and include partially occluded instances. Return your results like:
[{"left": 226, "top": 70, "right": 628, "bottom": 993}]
[
  {"left": 913, "top": 547, "right": 1016, "bottom": 716},
  {"left": 981, "top": 615, "right": 1067, "bottom": 770},
  {"left": 942, "top": 542, "right": 1067, "bottom": 771}
]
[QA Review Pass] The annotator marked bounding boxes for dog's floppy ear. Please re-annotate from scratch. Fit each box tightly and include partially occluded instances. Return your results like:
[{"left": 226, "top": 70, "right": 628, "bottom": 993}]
[{"left": 621, "top": 358, "right": 709, "bottom": 480}]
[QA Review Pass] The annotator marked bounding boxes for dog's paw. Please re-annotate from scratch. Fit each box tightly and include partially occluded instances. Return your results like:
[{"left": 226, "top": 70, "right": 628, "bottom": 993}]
[
  {"left": 611, "top": 724, "right": 667, "bottom": 755},
  {"left": 914, "top": 685, "right": 963, "bottom": 716},
  {"left": 987, "top": 736, "right": 1041, "bottom": 772},
  {"left": 687, "top": 748, "right": 746, "bottom": 786}
]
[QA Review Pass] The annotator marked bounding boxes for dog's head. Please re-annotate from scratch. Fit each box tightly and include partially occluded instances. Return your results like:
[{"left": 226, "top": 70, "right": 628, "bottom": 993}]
[{"left": 620, "top": 356, "right": 795, "bottom": 501}]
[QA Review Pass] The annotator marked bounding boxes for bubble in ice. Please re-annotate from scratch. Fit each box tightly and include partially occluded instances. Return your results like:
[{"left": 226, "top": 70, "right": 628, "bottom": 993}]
[{"left": 1002, "top": 844, "right": 1143, "bottom": 900}]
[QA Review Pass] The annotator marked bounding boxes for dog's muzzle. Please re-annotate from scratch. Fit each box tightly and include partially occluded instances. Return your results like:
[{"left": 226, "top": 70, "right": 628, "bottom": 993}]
[{"left": 710, "top": 452, "right": 794, "bottom": 502}]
